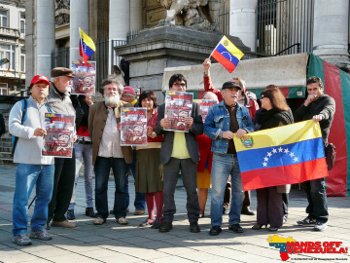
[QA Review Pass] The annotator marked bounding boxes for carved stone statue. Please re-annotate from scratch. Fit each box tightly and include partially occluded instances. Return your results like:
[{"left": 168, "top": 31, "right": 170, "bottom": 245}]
[{"left": 158, "top": 0, "right": 221, "bottom": 31}]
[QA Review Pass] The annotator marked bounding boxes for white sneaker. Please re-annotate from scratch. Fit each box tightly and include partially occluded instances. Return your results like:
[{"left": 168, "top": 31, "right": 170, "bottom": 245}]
[
  {"left": 313, "top": 221, "right": 327, "bottom": 231},
  {"left": 116, "top": 217, "right": 128, "bottom": 225}
]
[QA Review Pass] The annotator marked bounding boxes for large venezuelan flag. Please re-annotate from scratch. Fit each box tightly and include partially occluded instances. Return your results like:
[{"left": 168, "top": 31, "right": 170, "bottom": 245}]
[
  {"left": 211, "top": 35, "right": 244, "bottom": 73},
  {"left": 79, "top": 28, "right": 96, "bottom": 63},
  {"left": 233, "top": 120, "right": 328, "bottom": 191}
]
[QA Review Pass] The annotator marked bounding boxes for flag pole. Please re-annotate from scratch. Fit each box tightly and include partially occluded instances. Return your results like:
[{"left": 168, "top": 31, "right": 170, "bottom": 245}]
[{"left": 209, "top": 35, "right": 225, "bottom": 60}]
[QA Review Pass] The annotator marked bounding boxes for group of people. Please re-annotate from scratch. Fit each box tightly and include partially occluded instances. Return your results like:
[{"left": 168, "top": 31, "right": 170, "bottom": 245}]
[{"left": 9, "top": 58, "right": 335, "bottom": 246}]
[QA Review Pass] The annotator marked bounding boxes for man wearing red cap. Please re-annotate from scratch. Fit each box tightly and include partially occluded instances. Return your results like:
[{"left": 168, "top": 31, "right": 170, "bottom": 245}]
[
  {"left": 9, "top": 75, "right": 54, "bottom": 246},
  {"left": 46, "top": 67, "right": 77, "bottom": 228}
]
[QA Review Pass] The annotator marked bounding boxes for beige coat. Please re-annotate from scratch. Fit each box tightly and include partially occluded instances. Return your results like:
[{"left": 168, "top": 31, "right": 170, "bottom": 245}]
[{"left": 88, "top": 101, "right": 132, "bottom": 165}]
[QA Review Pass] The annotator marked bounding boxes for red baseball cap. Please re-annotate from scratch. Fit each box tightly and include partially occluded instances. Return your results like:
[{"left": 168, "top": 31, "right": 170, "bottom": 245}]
[{"left": 30, "top": 75, "right": 50, "bottom": 87}]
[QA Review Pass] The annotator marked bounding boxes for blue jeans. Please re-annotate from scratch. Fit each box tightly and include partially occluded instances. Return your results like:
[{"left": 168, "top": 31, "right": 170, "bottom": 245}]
[
  {"left": 210, "top": 153, "right": 244, "bottom": 227},
  {"left": 13, "top": 164, "right": 54, "bottom": 236},
  {"left": 94, "top": 157, "right": 129, "bottom": 219},
  {"left": 69, "top": 143, "right": 94, "bottom": 209}
]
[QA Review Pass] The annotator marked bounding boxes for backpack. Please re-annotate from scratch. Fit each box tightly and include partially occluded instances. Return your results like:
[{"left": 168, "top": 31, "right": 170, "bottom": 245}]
[
  {"left": 11, "top": 99, "right": 28, "bottom": 156},
  {"left": 325, "top": 143, "right": 336, "bottom": 170}
]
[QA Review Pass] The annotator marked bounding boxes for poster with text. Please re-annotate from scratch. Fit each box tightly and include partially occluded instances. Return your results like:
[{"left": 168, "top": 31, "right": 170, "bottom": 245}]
[
  {"left": 42, "top": 113, "right": 75, "bottom": 158},
  {"left": 120, "top": 107, "right": 147, "bottom": 146},
  {"left": 71, "top": 61, "right": 96, "bottom": 95},
  {"left": 199, "top": 99, "right": 217, "bottom": 123},
  {"left": 164, "top": 91, "right": 193, "bottom": 132}
]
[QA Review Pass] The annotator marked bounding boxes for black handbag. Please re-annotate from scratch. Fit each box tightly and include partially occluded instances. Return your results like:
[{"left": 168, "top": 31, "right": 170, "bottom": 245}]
[{"left": 325, "top": 143, "right": 336, "bottom": 170}]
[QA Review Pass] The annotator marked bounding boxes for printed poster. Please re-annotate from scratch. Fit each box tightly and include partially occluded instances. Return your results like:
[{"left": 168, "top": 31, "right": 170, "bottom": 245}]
[
  {"left": 120, "top": 107, "right": 147, "bottom": 146},
  {"left": 43, "top": 113, "right": 75, "bottom": 158},
  {"left": 164, "top": 91, "right": 193, "bottom": 132},
  {"left": 71, "top": 61, "right": 96, "bottom": 95},
  {"left": 199, "top": 99, "right": 217, "bottom": 123}
]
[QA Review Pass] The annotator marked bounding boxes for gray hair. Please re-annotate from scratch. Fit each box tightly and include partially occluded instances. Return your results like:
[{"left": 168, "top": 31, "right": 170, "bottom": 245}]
[{"left": 101, "top": 79, "right": 123, "bottom": 94}]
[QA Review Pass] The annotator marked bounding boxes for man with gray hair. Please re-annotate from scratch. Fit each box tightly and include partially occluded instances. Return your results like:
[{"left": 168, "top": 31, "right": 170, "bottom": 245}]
[
  {"left": 89, "top": 79, "right": 132, "bottom": 225},
  {"left": 47, "top": 67, "right": 77, "bottom": 229}
]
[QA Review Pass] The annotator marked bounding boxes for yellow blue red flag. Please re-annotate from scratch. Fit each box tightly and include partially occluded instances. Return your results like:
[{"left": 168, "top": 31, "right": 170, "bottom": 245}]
[
  {"left": 233, "top": 120, "right": 328, "bottom": 191},
  {"left": 79, "top": 28, "right": 96, "bottom": 63},
  {"left": 210, "top": 35, "right": 244, "bottom": 73}
]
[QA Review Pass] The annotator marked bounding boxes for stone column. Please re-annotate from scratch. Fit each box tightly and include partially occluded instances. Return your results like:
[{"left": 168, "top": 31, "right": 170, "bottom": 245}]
[
  {"left": 230, "top": 0, "right": 258, "bottom": 52},
  {"left": 313, "top": 0, "right": 350, "bottom": 68},
  {"left": 109, "top": 0, "right": 130, "bottom": 74},
  {"left": 25, "top": 0, "right": 54, "bottom": 83},
  {"left": 130, "top": 0, "right": 143, "bottom": 34},
  {"left": 70, "top": 0, "right": 89, "bottom": 62}
]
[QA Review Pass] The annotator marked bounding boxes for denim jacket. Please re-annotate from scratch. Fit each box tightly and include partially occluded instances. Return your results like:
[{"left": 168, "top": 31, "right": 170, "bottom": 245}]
[{"left": 204, "top": 101, "right": 254, "bottom": 154}]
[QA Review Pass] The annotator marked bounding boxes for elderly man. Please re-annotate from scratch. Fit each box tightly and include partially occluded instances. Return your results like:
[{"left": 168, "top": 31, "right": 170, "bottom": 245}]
[
  {"left": 155, "top": 73, "right": 203, "bottom": 233},
  {"left": 89, "top": 79, "right": 132, "bottom": 225},
  {"left": 204, "top": 80, "right": 254, "bottom": 236},
  {"left": 294, "top": 76, "right": 336, "bottom": 232},
  {"left": 9, "top": 75, "right": 54, "bottom": 246},
  {"left": 47, "top": 67, "right": 76, "bottom": 228}
]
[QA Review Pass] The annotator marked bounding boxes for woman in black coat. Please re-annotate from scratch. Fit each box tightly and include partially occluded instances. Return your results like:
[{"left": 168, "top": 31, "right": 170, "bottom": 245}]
[{"left": 252, "top": 86, "right": 294, "bottom": 231}]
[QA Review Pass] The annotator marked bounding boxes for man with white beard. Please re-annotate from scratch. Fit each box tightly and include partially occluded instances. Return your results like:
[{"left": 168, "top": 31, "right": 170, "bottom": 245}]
[{"left": 88, "top": 79, "right": 133, "bottom": 225}]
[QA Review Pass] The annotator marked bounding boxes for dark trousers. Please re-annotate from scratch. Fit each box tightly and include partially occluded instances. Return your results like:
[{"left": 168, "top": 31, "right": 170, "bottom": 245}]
[
  {"left": 242, "top": 191, "right": 251, "bottom": 208},
  {"left": 94, "top": 157, "right": 129, "bottom": 219},
  {"left": 256, "top": 187, "right": 283, "bottom": 228},
  {"left": 48, "top": 151, "right": 76, "bottom": 222},
  {"left": 125, "top": 150, "right": 146, "bottom": 210},
  {"left": 163, "top": 158, "right": 199, "bottom": 224},
  {"left": 302, "top": 178, "right": 328, "bottom": 223},
  {"left": 282, "top": 193, "right": 289, "bottom": 216}
]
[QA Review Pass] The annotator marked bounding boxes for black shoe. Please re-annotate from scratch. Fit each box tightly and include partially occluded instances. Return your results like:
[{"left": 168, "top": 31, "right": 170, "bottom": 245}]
[
  {"left": 241, "top": 207, "right": 255, "bottom": 216},
  {"left": 283, "top": 215, "right": 288, "bottom": 224},
  {"left": 66, "top": 209, "right": 75, "bottom": 220},
  {"left": 209, "top": 226, "right": 222, "bottom": 236},
  {"left": 268, "top": 226, "right": 279, "bottom": 232},
  {"left": 151, "top": 219, "right": 161, "bottom": 229},
  {"left": 85, "top": 207, "right": 96, "bottom": 218},
  {"left": 159, "top": 222, "right": 173, "bottom": 233},
  {"left": 251, "top": 223, "right": 266, "bottom": 230},
  {"left": 297, "top": 216, "right": 316, "bottom": 226},
  {"left": 228, "top": 223, "right": 244, "bottom": 233},
  {"left": 189, "top": 222, "right": 200, "bottom": 233}
]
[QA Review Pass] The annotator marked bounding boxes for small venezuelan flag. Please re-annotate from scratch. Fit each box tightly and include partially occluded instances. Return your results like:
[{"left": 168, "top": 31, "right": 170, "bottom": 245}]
[
  {"left": 211, "top": 35, "right": 244, "bottom": 73},
  {"left": 233, "top": 120, "right": 328, "bottom": 191},
  {"left": 79, "top": 28, "right": 96, "bottom": 63}
]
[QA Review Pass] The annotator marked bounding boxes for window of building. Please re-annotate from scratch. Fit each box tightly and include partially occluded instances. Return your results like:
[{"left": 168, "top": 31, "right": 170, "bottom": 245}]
[
  {"left": 20, "top": 54, "right": 25, "bottom": 72},
  {"left": 0, "top": 10, "right": 8, "bottom": 27},
  {"left": 20, "top": 12, "right": 25, "bottom": 34},
  {"left": 0, "top": 44, "right": 15, "bottom": 70}
]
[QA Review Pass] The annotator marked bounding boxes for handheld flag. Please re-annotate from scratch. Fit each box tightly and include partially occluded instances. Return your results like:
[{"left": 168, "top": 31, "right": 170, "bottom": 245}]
[
  {"left": 79, "top": 28, "right": 96, "bottom": 63},
  {"left": 210, "top": 35, "right": 244, "bottom": 73},
  {"left": 233, "top": 120, "right": 328, "bottom": 191}
]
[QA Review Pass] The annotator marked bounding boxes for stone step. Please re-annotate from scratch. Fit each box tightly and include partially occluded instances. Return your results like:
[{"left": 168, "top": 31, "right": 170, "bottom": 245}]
[
  {"left": 0, "top": 152, "right": 12, "bottom": 158},
  {"left": 0, "top": 146, "right": 12, "bottom": 152}
]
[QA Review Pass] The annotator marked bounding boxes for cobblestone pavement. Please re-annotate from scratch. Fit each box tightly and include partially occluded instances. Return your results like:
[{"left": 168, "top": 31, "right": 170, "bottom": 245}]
[{"left": 0, "top": 165, "right": 349, "bottom": 262}]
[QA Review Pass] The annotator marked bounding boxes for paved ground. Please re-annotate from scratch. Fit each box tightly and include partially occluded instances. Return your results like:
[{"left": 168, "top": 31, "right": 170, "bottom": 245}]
[{"left": 0, "top": 164, "right": 349, "bottom": 263}]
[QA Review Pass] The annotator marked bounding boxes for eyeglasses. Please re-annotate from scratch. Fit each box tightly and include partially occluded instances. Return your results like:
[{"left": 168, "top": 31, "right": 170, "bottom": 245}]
[{"left": 172, "top": 82, "right": 186, "bottom": 87}]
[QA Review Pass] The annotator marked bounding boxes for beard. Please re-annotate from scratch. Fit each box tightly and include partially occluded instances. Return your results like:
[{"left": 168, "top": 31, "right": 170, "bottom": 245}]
[{"left": 104, "top": 94, "right": 120, "bottom": 107}]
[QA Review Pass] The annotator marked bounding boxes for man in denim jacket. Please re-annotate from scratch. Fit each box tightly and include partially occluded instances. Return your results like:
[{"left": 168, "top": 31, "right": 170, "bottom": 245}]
[{"left": 204, "top": 81, "right": 254, "bottom": 236}]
